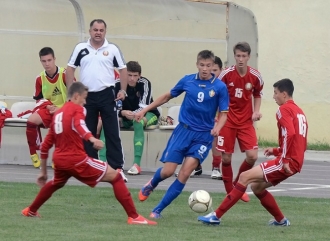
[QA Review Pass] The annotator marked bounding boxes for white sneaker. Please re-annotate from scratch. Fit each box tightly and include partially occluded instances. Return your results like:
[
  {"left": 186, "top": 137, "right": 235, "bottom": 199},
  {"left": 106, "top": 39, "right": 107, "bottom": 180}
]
[
  {"left": 127, "top": 164, "right": 141, "bottom": 175},
  {"left": 117, "top": 169, "right": 128, "bottom": 182},
  {"left": 211, "top": 169, "right": 222, "bottom": 180}
]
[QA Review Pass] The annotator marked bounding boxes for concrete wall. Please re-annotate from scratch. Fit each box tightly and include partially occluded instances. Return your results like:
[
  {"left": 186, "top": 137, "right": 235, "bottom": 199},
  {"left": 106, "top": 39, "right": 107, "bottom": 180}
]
[
  {"left": 228, "top": 0, "right": 330, "bottom": 143},
  {"left": 1, "top": 0, "right": 328, "bottom": 145}
]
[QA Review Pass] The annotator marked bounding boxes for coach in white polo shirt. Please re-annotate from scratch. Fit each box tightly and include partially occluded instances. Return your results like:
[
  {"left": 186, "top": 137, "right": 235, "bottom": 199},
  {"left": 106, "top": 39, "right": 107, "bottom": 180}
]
[{"left": 66, "top": 19, "right": 128, "bottom": 181}]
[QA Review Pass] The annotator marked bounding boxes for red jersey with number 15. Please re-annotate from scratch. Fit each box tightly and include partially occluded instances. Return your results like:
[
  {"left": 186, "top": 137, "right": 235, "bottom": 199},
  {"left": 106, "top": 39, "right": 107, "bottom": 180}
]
[
  {"left": 40, "top": 101, "right": 93, "bottom": 168},
  {"left": 219, "top": 65, "right": 263, "bottom": 128}
]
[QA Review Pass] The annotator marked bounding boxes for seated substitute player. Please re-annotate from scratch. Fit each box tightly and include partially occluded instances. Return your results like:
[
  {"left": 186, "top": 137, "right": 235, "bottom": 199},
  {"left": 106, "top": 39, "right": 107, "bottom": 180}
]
[
  {"left": 116, "top": 61, "right": 159, "bottom": 175},
  {"left": 21, "top": 82, "right": 157, "bottom": 226},
  {"left": 135, "top": 50, "right": 229, "bottom": 219},
  {"left": 26, "top": 47, "right": 69, "bottom": 168},
  {"left": 216, "top": 42, "right": 264, "bottom": 202},
  {"left": 198, "top": 78, "right": 308, "bottom": 226}
]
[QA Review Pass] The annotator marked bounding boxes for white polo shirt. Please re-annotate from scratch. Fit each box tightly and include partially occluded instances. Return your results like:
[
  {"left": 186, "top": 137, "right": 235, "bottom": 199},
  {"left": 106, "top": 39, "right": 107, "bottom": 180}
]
[{"left": 68, "top": 38, "right": 126, "bottom": 92}]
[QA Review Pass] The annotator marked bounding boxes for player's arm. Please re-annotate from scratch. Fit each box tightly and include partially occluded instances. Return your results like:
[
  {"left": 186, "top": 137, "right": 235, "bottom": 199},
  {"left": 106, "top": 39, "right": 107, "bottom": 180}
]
[
  {"left": 66, "top": 44, "right": 82, "bottom": 90},
  {"left": 33, "top": 76, "right": 43, "bottom": 101},
  {"left": 212, "top": 85, "right": 229, "bottom": 136},
  {"left": 73, "top": 107, "right": 104, "bottom": 150},
  {"left": 277, "top": 107, "right": 296, "bottom": 163},
  {"left": 38, "top": 126, "right": 55, "bottom": 186},
  {"left": 137, "top": 92, "right": 173, "bottom": 117},
  {"left": 134, "top": 77, "right": 185, "bottom": 122},
  {"left": 112, "top": 46, "right": 127, "bottom": 99},
  {"left": 133, "top": 79, "right": 153, "bottom": 114},
  {"left": 252, "top": 74, "right": 264, "bottom": 121}
]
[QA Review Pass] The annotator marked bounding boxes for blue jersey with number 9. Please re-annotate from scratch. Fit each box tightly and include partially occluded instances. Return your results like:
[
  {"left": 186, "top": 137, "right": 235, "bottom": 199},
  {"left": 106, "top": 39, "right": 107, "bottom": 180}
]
[{"left": 170, "top": 73, "right": 229, "bottom": 132}]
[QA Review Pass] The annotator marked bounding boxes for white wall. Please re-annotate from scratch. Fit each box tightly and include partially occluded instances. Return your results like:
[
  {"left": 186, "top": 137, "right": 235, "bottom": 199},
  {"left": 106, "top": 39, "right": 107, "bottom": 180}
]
[{"left": 228, "top": 0, "right": 330, "bottom": 143}]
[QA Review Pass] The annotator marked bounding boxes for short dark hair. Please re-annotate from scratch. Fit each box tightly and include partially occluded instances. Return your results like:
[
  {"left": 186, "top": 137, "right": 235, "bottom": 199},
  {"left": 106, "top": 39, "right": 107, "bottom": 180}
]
[
  {"left": 68, "top": 82, "right": 89, "bottom": 99},
  {"left": 197, "top": 50, "right": 215, "bottom": 62},
  {"left": 90, "top": 19, "right": 107, "bottom": 28},
  {"left": 273, "top": 78, "right": 294, "bottom": 97},
  {"left": 127, "top": 61, "right": 142, "bottom": 75},
  {"left": 39, "top": 47, "right": 55, "bottom": 58},
  {"left": 233, "top": 42, "right": 251, "bottom": 55},
  {"left": 214, "top": 56, "right": 223, "bottom": 69}
]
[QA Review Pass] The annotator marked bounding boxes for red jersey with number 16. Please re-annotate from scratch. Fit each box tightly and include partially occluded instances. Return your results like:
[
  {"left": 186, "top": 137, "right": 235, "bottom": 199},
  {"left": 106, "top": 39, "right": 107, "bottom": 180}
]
[
  {"left": 219, "top": 65, "right": 264, "bottom": 128},
  {"left": 274, "top": 100, "right": 308, "bottom": 172},
  {"left": 40, "top": 101, "right": 93, "bottom": 168}
]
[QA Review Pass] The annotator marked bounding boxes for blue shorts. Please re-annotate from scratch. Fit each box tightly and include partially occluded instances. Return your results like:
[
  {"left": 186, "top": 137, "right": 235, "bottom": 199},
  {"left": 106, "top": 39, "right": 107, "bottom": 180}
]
[{"left": 160, "top": 123, "right": 213, "bottom": 165}]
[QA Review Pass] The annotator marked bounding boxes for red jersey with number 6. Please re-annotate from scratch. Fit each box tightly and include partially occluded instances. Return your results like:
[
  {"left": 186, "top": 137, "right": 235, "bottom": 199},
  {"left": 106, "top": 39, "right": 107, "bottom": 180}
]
[
  {"left": 40, "top": 101, "right": 93, "bottom": 168},
  {"left": 275, "top": 100, "right": 308, "bottom": 172},
  {"left": 219, "top": 65, "right": 263, "bottom": 128}
]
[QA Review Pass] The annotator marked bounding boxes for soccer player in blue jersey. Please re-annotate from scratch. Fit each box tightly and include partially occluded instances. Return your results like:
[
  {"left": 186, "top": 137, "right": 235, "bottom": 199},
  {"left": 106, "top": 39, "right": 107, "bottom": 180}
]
[{"left": 134, "top": 50, "right": 229, "bottom": 218}]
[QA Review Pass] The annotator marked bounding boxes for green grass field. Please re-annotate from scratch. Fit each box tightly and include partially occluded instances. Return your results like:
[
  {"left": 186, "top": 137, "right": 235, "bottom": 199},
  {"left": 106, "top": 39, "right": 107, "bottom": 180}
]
[{"left": 1, "top": 182, "right": 329, "bottom": 241}]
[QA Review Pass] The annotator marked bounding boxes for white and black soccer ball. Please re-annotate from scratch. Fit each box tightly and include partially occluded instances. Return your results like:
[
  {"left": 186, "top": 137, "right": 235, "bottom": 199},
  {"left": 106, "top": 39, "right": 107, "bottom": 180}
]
[{"left": 188, "top": 190, "right": 212, "bottom": 213}]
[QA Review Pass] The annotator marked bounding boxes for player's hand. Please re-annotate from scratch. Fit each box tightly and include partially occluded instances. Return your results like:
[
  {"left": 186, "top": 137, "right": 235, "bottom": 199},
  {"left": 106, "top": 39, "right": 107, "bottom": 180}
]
[
  {"left": 115, "top": 91, "right": 126, "bottom": 101},
  {"left": 49, "top": 106, "right": 59, "bottom": 114},
  {"left": 252, "top": 111, "right": 262, "bottom": 121},
  {"left": 134, "top": 110, "right": 146, "bottom": 122},
  {"left": 37, "top": 173, "right": 48, "bottom": 187},
  {"left": 264, "top": 147, "right": 274, "bottom": 157},
  {"left": 92, "top": 139, "right": 104, "bottom": 150},
  {"left": 283, "top": 162, "right": 293, "bottom": 174},
  {"left": 211, "top": 126, "right": 220, "bottom": 137}
]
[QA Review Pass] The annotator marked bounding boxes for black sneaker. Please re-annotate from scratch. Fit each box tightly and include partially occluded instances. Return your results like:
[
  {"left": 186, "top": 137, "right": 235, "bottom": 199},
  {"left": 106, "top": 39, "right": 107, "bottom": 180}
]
[{"left": 174, "top": 165, "right": 203, "bottom": 177}]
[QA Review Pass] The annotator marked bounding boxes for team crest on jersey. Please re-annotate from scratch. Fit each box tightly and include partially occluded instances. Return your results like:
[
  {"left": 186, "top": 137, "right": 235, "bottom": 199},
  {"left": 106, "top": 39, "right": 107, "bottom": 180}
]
[
  {"left": 209, "top": 89, "right": 215, "bottom": 97},
  {"left": 136, "top": 91, "right": 141, "bottom": 98},
  {"left": 103, "top": 51, "right": 109, "bottom": 56},
  {"left": 245, "top": 83, "right": 252, "bottom": 90}
]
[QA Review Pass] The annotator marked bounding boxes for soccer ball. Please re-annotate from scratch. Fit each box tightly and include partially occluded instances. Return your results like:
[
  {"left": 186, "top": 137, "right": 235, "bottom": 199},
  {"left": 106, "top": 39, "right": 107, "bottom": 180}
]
[{"left": 188, "top": 190, "right": 212, "bottom": 213}]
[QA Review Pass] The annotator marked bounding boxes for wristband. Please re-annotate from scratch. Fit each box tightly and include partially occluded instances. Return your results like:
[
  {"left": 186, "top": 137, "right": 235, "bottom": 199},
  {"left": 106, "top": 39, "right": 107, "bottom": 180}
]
[{"left": 119, "top": 89, "right": 128, "bottom": 97}]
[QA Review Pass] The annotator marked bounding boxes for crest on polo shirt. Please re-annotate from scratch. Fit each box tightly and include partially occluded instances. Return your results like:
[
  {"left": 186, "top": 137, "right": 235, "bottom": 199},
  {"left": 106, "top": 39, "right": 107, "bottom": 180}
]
[
  {"left": 209, "top": 89, "right": 215, "bottom": 97},
  {"left": 245, "top": 83, "right": 252, "bottom": 90},
  {"left": 103, "top": 51, "right": 109, "bottom": 56}
]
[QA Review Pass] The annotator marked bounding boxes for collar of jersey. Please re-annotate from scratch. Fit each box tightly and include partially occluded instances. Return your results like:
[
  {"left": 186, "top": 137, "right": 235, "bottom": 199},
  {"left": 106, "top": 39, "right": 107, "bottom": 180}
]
[
  {"left": 87, "top": 38, "right": 109, "bottom": 50},
  {"left": 195, "top": 73, "right": 216, "bottom": 84}
]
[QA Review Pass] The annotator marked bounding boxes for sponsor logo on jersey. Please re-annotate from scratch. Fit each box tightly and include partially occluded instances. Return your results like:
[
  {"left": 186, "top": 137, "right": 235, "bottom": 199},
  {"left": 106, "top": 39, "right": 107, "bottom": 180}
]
[
  {"left": 245, "top": 83, "right": 252, "bottom": 90},
  {"left": 52, "top": 87, "right": 61, "bottom": 96},
  {"left": 209, "top": 89, "right": 215, "bottom": 97}
]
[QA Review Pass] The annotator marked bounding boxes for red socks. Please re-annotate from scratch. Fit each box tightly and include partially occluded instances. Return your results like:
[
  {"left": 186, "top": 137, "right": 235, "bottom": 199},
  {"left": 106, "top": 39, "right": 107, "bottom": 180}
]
[
  {"left": 255, "top": 190, "right": 285, "bottom": 222},
  {"left": 30, "top": 181, "right": 63, "bottom": 212},
  {"left": 110, "top": 173, "right": 138, "bottom": 218},
  {"left": 212, "top": 155, "right": 222, "bottom": 169},
  {"left": 221, "top": 162, "right": 233, "bottom": 193},
  {"left": 215, "top": 182, "right": 247, "bottom": 218},
  {"left": 26, "top": 121, "right": 42, "bottom": 155},
  {"left": 233, "top": 160, "right": 254, "bottom": 186}
]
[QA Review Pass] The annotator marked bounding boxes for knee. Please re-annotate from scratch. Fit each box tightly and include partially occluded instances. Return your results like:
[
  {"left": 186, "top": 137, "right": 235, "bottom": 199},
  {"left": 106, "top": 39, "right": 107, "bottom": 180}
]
[
  {"left": 222, "top": 154, "right": 232, "bottom": 164},
  {"left": 161, "top": 167, "right": 175, "bottom": 179},
  {"left": 246, "top": 152, "right": 258, "bottom": 163},
  {"left": 250, "top": 182, "right": 263, "bottom": 195},
  {"left": 133, "top": 120, "right": 144, "bottom": 129},
  {"left": 237, "top": 171, "right": 250, "bottom": 186}
]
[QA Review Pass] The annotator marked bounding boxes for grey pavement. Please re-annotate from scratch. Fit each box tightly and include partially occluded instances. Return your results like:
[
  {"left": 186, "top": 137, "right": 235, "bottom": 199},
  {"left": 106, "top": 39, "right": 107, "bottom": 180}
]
[{"left": 1, "top": 150, "right": 329, "bottom": 199}]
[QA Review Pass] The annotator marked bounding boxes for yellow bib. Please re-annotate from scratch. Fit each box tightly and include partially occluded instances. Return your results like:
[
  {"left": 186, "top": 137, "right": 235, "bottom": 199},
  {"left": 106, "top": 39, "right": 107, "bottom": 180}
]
[{"left": 41, "top": 67, "right": 67, "bottom": 107}]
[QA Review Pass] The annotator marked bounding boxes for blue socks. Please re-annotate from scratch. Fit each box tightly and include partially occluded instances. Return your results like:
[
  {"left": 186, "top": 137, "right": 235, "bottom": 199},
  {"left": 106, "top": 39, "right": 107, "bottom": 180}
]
[
  {"left": 152, "top": 179, "right": 185, "bottom": 214},
  {"left": 151, "top": 167, "right": 163, "bottom": 188}
]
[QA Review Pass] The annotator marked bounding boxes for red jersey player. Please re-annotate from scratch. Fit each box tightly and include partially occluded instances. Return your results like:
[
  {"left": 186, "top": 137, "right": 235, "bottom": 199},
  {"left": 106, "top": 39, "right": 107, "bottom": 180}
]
[
  {"left": 21, "top": 82, "right": 156, "bottom": 225},
  {"left": 199, "top": 78, "right": 308, "bottom": 226},
  {"left": 26, "top": 47, "right": 69, "bottom": 168},
  {"left": 216, "top": 42, "right": 263, "bottom": 202}
]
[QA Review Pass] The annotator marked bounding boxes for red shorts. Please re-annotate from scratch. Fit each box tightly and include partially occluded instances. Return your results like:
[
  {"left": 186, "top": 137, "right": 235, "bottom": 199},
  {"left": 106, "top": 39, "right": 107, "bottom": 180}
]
[
  {"left": 216, "top": 125, "right": 258, "bottom": 153},
  {"left": 260, "top": 157, "right": 296, "bottom": 186},
  {"left": 35, "top": 108, "right": 52, "bottom": 128},
  {"left": 53, "top": 158, "right": 108, "bottom": 187}
]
